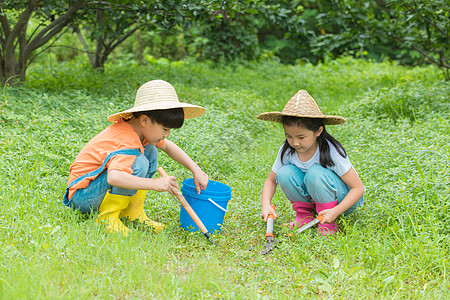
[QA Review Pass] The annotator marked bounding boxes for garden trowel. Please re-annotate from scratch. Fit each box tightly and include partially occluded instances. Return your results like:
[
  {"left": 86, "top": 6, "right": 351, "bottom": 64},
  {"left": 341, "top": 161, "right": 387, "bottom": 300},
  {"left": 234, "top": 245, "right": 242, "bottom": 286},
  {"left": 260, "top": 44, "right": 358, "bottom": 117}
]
[
  {"left": 261, "top": 205, "right": 280, "bottom": 255},
  {"left": 157, "top": 167, "right": 216, "bottom": 246}
]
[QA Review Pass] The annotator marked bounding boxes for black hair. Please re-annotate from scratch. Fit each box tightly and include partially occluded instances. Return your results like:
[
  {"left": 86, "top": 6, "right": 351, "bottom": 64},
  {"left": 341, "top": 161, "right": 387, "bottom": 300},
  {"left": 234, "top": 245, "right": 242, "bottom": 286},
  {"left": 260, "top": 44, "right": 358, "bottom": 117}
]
[
  {"left": 280, "top": 116, "right": 346, "bottom": 168},
  {"left": 132, "top": 108, "right": 184, "bottom": 128}
]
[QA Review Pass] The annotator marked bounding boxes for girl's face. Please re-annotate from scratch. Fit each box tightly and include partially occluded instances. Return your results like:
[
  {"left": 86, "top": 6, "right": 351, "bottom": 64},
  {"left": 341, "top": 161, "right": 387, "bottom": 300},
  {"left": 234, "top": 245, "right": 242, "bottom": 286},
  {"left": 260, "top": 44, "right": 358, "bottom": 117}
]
[{"left": 283, "top": 123, "right": 323, "bottom": 156}]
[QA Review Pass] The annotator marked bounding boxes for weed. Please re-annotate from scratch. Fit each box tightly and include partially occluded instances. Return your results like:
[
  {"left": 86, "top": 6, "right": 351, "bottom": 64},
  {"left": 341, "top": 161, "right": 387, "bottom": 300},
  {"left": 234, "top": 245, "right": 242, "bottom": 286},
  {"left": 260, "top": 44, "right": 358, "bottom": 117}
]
[{"left": 0, "top": 58, "right": 448, "bottom": 299}]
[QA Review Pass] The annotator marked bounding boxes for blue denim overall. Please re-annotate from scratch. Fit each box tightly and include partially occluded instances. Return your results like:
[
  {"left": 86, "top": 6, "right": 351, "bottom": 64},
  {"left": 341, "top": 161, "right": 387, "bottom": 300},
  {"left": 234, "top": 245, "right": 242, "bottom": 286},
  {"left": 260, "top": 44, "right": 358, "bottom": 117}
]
[{"left": 62, "top": 145, "right": 158, "bottom": 213}]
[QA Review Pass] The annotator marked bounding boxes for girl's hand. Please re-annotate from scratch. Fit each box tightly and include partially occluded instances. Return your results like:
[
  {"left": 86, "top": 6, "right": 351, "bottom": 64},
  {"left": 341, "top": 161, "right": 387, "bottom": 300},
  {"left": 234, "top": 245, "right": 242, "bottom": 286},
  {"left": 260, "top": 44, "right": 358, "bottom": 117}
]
[
  {"left": 193, "top": 169, "right": 209, "bottom": 194},
  {"left": 261, "top": 204, "right": 277, "bottom": 222},
  {"left": 317, "top": 207, "right": 339, "bottom": 224},
  {"left": 154, "top": 175, "right": 180, "bottom": 196}
]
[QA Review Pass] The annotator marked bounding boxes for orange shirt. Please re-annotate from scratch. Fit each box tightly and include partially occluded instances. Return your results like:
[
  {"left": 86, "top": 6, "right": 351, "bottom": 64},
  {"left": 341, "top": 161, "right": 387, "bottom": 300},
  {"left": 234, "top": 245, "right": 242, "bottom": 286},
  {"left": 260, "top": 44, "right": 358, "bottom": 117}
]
[{"left": 67, "top": 120, "right": 164, "bottom": 200}]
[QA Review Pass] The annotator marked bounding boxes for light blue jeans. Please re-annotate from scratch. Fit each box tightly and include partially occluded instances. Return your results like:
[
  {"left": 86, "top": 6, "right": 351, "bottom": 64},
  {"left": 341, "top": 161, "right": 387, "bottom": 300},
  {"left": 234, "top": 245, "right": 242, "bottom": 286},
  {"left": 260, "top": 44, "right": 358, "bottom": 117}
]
[
  {"left": 276, "top": 164, "right": 363, "bottom": 215},
  {"left": 67, "top": 144, "right": 158, "bottom": 213}
]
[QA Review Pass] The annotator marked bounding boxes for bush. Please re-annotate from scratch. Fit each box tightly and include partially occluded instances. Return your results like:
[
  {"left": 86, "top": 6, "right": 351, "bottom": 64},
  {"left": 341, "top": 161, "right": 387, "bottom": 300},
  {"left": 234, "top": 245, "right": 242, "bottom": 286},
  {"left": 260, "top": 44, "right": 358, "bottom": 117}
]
[
  {"left": 355, "top": 81, "right": 450, "bottom": 122},
  {"left": 1, "top": 58, "right": 449, "bottom": 298}
]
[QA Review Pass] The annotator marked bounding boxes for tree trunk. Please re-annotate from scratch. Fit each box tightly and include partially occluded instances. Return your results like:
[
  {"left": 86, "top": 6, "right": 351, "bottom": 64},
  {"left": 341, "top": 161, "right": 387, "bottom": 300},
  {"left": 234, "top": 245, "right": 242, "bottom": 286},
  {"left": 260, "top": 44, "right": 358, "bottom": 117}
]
[
  {"left": 0, "top": 0, "right": 36, "bottom": 86},
  {"left": 73, "top": 24, "right": 96, "bottom": 67},
  {"left": 0, "top": 0, "right": 86, "bottom": 87}
]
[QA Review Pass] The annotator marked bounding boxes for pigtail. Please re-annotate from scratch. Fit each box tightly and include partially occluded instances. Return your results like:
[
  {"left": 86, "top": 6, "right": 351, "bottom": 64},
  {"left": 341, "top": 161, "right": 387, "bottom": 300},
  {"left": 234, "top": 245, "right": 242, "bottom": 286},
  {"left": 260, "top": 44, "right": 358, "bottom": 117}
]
[
  {"left": 318, "top": 128, "right": 346, "bottom": 168},
  {"left": 280, "top": 139, "right": 294, "bottom": 164}
]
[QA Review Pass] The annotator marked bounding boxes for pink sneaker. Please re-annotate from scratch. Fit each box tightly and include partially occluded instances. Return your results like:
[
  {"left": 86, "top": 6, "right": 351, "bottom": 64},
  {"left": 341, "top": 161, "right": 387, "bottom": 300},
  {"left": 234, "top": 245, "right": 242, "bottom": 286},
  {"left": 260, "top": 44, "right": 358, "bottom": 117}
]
[
  {"left": 283, "top": 201, "right": 315, "bottom": 229},
  {"left": 315, "top": 201, "right": 338, "bottom": 235}
]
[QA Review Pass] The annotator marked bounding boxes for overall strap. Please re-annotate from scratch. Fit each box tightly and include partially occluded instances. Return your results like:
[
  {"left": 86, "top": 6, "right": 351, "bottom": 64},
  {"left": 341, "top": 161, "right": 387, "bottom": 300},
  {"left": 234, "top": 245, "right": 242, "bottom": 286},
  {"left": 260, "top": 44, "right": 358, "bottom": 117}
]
[
  {"left": 66, "top": 148, "right": 141, "bottom": 188},
  {"left": 62, "top": 148, "right": 141, "bottom": 206}
]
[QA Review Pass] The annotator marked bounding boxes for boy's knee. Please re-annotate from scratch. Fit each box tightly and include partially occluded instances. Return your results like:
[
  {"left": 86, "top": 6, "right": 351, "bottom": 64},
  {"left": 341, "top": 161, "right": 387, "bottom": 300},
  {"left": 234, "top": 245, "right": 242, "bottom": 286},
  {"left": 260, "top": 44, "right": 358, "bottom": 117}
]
[
  {"left": 144, "top": 144, "right": 158, "bottom": 163},
  {"left": 144, "top": 145, "right": 158, "bottom": 177},
  {"left": 132, "top": 154, "right": 149, "bottom": 178}
]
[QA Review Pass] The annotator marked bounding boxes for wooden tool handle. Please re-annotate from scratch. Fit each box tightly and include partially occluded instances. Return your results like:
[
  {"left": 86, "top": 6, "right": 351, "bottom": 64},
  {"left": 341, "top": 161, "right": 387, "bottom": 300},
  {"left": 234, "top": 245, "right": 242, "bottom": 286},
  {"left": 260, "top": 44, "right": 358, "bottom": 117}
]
[{"left": 157, "top": 167, "right": 209, "bottom": 235}]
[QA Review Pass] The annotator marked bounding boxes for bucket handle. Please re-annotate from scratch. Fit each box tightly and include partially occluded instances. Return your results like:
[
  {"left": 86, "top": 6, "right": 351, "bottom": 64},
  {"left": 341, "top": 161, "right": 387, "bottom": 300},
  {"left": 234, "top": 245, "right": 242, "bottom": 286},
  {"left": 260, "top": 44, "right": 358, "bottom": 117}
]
[{"left": 208, "top": 198, "right": 228, "bottom": 212}]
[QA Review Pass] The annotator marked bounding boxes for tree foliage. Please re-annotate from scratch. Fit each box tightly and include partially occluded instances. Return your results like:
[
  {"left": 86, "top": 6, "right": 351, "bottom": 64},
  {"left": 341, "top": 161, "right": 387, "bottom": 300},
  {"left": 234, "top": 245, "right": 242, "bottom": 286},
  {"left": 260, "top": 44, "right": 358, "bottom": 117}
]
[
  {"left": 71, "top": 0, "right": 188, "bottom": 70},
  {"left": 1, "top": 0, "right": 448, "bottom": 86},
  {"left": 182, "top": 1, "right": 261, "bottom": 61},
  {"left": 312, "top": 0, "right": 449, "bottom": 79},
  {"left": 0, "top": 0, "right": 190, "bottom": 84},
  {"left": 0, "top": 0, "right": 86, "bottom": 86}
]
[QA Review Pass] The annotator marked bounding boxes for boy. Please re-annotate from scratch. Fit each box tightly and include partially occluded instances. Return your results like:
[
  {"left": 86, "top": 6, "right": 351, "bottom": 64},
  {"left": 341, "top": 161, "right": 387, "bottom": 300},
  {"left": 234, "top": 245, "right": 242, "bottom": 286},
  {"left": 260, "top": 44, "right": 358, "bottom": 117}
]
[{"left": 62, "top": 79, "right": 209, "bottom": 236}]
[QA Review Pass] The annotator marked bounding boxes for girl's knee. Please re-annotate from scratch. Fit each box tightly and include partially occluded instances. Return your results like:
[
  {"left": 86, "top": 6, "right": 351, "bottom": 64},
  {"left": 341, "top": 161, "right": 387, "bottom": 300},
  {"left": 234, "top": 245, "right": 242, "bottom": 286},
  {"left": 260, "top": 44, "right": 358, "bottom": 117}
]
[
  {"left": 276, "top": 165, "right": 300, "bottom": 184},
  {"left": 304, "top": 164, "right": 330, "bottom": 190},
  {"left": 276, "top": 165, "right": 306, "bottom": 192}
]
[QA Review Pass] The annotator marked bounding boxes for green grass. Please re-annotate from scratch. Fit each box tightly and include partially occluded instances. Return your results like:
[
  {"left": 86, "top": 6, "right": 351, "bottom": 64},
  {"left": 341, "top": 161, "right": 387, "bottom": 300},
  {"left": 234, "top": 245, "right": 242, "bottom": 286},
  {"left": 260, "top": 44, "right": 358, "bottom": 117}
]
[{"left": 0, "top": 56, "right": 449, "bottom": 299}]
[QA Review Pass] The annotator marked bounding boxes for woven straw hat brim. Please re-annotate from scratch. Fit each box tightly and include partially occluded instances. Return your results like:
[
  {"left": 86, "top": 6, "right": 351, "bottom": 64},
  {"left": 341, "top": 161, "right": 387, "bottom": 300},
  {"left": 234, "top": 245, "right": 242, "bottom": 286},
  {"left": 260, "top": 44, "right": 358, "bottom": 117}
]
[
  {"left": 108, "top": 79, "right": 205, "bottom": 122},
  {"left": 256, "top": 89, "right": 346, "bottom": 125},
  {"left": 256, "top": 112, "right": 346, "bottom": 125},
  {"left": 108, "top": 102, "right": 205, "bottom": 122}
]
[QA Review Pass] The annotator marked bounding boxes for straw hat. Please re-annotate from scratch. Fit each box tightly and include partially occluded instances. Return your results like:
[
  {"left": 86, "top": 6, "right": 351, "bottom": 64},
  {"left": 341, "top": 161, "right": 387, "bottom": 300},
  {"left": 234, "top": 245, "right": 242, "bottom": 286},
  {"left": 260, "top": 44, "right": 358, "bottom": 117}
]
[
  {"left": 108, "top": 79, "right": 206, "bottom": 122},
  {"left": 256, "top": 90, "right": 346, "bottom": 125}
]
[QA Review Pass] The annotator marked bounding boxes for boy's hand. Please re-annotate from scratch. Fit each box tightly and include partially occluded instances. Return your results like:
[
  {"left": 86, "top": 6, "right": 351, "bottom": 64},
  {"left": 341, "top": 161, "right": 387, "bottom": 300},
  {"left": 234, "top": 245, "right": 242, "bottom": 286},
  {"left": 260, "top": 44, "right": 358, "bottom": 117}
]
[
  {"left": 192, "top": 169, "right": 209, "bottom": 194},
  {"left": 261, "top": 204, "right": 277, "bottom": 222},
  {"left": 154, "top": 175, "right": 180, "bottom": 195}
]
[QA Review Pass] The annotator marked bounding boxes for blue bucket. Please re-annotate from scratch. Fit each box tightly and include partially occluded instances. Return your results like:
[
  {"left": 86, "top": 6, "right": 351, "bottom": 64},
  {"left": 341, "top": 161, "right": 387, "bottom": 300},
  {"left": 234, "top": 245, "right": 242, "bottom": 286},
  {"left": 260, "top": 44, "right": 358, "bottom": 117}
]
[{"left": 179, "top": 178, "right": 232, "bottom": 233}]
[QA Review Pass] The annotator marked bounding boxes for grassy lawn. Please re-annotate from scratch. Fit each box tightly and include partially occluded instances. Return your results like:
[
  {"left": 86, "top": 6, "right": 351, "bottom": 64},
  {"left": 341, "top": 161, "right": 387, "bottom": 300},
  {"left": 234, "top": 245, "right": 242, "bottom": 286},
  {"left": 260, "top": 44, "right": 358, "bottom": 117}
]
[{"left": 0, "top": 57, "right": 449, "bottom": 299}]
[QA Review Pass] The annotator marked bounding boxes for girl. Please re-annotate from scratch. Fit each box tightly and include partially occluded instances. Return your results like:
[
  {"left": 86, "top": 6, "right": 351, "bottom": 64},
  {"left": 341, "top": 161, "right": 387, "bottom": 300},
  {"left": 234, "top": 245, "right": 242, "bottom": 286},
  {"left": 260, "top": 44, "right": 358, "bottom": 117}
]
[{"left": 257, "top": 90, "right": 364, "bottom": 235}]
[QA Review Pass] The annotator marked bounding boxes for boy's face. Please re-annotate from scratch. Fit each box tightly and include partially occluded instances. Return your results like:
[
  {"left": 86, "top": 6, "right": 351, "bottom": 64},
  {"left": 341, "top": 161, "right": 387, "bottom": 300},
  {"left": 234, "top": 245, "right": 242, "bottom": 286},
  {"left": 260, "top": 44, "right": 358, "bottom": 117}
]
[{"left": 140, "top": 115, "right": 171, "bottom": 145}]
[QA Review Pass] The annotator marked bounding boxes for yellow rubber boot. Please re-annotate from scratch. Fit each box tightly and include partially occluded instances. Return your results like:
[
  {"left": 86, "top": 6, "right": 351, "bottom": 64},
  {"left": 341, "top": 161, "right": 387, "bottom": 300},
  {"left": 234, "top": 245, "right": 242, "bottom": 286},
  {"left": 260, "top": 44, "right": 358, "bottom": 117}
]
[
  {"left": 119, "top": 190, "right": 165, "bottom": 232},
  {"left": 97, "top": 190, "right": 132, "bottom": 236}
]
